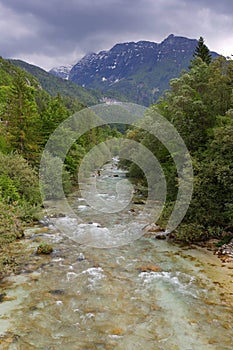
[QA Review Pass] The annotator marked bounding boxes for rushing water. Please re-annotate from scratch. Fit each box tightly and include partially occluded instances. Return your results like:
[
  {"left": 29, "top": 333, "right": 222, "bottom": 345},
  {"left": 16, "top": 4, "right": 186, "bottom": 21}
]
[{"left": 1, "top": 161, "right": 233, "bottom": 349}]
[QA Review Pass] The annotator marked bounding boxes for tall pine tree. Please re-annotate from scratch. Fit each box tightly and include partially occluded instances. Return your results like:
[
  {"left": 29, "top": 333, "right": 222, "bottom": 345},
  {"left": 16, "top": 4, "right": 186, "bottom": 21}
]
[
  {"left": 193, "top": 36, "right": 212, "bottom": 65},
  {"left": 4, "top": 71, "right": 41, "bottom": 162}
]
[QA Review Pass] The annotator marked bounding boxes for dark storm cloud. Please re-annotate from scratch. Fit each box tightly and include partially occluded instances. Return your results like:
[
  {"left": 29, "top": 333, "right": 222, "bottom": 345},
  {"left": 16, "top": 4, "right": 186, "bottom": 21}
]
[{"left": 0, "top": 0, "right": 232, "bottom": 69}]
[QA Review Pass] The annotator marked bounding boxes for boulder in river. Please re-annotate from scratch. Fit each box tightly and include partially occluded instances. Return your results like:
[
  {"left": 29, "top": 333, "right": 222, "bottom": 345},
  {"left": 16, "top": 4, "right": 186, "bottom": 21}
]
[
  {"left": 0, "top": 293, "right": 6, "bottom": 302},
  {"left": 133, "top": 198, "right": 146, "bottom": 205},
  {"left": 138, "top": 264, "right": 161, "bottom": 272},
  {"left": 143, "top": 223, "right": 163, "bottom": 233},
  {"left": 143, "top": 223, "right": 168, "bottom": 239}
]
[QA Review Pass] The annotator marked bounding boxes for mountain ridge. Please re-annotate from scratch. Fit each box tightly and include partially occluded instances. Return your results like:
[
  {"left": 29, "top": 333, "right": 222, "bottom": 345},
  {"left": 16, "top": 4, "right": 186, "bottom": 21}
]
[
  {"left": 8, "top": 59, "right": 101, "bottom": 106},
  {"left": 50, "top": 34, "right": 219, "bottom": 106}
]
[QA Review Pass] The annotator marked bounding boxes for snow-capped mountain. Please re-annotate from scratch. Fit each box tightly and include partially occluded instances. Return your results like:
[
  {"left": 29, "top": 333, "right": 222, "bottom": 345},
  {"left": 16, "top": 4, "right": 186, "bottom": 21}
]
[
  {"left": 50, "top": 35, "right": 219, "bottom": 105},
  {"left": 49, "top": 64, "right": 73, "bottom": 80}
]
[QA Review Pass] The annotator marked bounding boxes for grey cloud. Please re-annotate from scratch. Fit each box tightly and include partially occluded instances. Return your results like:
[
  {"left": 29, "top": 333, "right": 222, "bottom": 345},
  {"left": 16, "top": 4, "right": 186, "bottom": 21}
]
[{"left": 0, "top": 0, "right": 232, "bottom": 69}]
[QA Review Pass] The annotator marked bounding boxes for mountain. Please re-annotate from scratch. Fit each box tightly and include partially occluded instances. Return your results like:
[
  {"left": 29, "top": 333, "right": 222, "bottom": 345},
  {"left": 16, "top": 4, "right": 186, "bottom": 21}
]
[
  {"left": 65, "top": 34, "right": 219, "bottom": 106},
  {"left": 0, "top": 56, "right": 40, "bottom": 89},
  {"left": 49, "top": 65, "right": 72, "bottom": 80},
  {"left": 9, "top": 59, "right": 101, "bottom": 106}
]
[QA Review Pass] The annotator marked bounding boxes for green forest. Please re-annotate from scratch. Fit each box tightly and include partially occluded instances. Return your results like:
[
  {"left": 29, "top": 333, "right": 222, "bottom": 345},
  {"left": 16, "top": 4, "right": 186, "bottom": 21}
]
[
  {"left": 0, "top": 38, "right": 233, "bottom": 275},
  {"left": 121, "top": 43, "right": 233, "bottom": 242},
  {"left": 0, "top": 57, "right": 119, "bottom": 274}
]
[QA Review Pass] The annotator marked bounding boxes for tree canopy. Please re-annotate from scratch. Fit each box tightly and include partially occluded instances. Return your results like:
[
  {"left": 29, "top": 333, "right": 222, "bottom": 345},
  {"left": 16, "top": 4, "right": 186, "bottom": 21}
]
[{"left": 193, "top": 36, "right": 212, "bottom": 65}]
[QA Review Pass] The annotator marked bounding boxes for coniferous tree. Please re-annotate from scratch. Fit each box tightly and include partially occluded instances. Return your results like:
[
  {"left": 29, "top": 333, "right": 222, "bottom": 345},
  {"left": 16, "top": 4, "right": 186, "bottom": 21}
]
[
  {"left": 4, "top": 72, "right": 41, "bottom": 161},
  {"left": 193, "top": 36, "right": 212, "bottom": 65}
]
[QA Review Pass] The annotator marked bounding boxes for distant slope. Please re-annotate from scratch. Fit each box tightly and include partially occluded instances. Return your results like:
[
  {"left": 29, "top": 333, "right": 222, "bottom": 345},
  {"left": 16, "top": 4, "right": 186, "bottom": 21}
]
[
  {"left": 50, "top": 65, "right": 72, "bottom": 80},
  {"left": 9, "top": 59, "right": 101, "bottom": 106},
  {"left": 67, "top": 34, "right": 219, "bottom": 106},
  {"left": 0, "top": 57, "right": 40, "bottom": 88}
]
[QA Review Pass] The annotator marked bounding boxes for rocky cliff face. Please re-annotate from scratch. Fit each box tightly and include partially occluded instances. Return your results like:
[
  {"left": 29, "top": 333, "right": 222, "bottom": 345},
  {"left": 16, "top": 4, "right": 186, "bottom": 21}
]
[{"left": 50, "top": 34, "right": 219, "bottom": 105}]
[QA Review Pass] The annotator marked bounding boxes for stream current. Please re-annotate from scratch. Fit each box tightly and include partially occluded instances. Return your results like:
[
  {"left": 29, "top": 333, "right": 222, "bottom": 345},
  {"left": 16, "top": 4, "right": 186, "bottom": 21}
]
[{"left": 0, "top": 161, "right": 233, "bottom": 349}]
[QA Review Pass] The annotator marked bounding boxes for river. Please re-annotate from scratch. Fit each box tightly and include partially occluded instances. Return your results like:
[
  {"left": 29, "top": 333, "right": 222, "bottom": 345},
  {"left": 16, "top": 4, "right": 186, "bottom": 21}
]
[{"left": 0, "top": 160, "right": 233, "bottom": 349}]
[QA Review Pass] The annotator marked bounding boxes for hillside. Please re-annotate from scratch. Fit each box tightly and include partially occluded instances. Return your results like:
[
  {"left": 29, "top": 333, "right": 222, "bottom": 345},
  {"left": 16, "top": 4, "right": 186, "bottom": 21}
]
[
  {"left": 9, "top": 59, "right": 101, "bottom": 106},
  {"left": 51, "top": 34, "right": 219, "bottom": 106},
  {"left": 0, "top": 56, "right": 40, "bottom": 89}
]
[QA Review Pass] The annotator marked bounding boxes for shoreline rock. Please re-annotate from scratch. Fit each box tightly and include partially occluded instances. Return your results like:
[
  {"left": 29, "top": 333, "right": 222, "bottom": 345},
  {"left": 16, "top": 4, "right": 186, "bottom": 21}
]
[
  {"left": 143, "top": 223, "right": 168, "bottom": 240},
  {"left": 216, "top": 240, "right": 233, "bottom": 262}
]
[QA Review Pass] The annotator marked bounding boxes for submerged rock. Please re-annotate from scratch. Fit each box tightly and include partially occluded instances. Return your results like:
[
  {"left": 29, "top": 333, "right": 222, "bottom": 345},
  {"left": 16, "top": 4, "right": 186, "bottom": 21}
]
[
  {"left": 77, "top": 253, "right": 85, "bottom": 261},
  {"left": 138, "top": 264, "right": 161, "bottom": 273},
  {"left": 0, "top": 293, "right": 6, "bottom": 302},
  {"left": 133, "top": 198, "right": 146, "bottom": 205},
  {"left": 48, "top": 289, "right": 65, "bottom": 296},
  {"left": 49, "top": 213, "right": 66, "bottom": 218}
]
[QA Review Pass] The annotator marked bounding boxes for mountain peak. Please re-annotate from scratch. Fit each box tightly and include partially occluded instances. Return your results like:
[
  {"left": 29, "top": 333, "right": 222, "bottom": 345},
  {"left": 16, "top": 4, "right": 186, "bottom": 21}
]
[
  {"left": 50, "top": 64, "right": 72, "bottom": 80},
  {"left": 50, "top": 34, "right": 219, "bottom": 106}
]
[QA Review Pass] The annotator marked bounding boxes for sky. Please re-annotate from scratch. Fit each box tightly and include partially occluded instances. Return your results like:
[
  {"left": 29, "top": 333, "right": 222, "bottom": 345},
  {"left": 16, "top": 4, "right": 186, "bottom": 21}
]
[{"left": 0, "top": 0, "right": 232, "bottom": 71}]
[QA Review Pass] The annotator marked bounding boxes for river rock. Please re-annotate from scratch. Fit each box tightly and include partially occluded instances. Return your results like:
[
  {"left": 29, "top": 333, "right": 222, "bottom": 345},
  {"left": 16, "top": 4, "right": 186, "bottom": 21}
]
[
  {"left": 48, "top": 289, "right": 65, "bottom": 296},
  {"left": 143, "top": 223, "right": 163, "bottom": 233},
  {"left": 0, "top": 293, "right": 6, "bottom": 302},
  {"left": 133, "top": 198, "right": 146, "bottom": 205},
  {"left": 138, "top": 264, "right": 161, "bottom": 272},
  {"left": 49, "top": 213, "right": 66, "bottom": 218},
  {"left": 216, "top": 240, "right": 233, "bottom": 261},
  {"left": 154, "top": 232, "right": 168, "bottom": 240},
  {"left": 24, "top": 227, "right": 50, "bottom": 238},
  {"left": 143, "top": 223, "right": 167, "bottom": 239}
]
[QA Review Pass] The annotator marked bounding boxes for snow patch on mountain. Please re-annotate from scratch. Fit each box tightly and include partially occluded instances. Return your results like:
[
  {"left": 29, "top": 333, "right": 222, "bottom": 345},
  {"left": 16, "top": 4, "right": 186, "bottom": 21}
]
[{"left": 49, "top": 64, "right": 73, "bottom": 80}]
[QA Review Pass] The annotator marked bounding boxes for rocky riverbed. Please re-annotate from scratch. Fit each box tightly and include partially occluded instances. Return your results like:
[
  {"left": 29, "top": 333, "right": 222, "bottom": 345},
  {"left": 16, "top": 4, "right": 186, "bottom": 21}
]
[{"left": 1, "top": 161, "right": 233, "bottom": 349}]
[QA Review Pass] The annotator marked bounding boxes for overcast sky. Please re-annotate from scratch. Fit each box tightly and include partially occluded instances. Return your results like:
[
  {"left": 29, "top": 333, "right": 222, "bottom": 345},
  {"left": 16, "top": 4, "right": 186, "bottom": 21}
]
[{"left": 0, "top": 0, "right": 232, "bottom": 70}]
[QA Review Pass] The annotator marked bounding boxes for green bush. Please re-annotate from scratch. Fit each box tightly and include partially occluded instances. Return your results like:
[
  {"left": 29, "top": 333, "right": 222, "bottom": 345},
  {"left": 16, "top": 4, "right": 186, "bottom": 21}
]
[
  {"left": 36, "top": 242, "right": 53, "bottom": 255},
  {"left": 39, "top": 151, "right": 72, "bottom": 200},
  {"left": 0, "top": 201, "right": 24, "bottom": 245},
  {"left": 0, "top": 175, "right": 20, "bottom": 203},
  {"left": 175, "top": 223, "right": 207, "bottom": 243},
  {"left": 0, "top": 152, "right": 41, "bottom": 205}
]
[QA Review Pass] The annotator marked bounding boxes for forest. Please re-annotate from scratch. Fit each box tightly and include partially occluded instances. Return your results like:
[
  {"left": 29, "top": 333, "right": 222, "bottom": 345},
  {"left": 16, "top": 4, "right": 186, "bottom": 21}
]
[
  {"left": 0, "top": 57, "right": 119, "bottom": 274},
  {"left": 121, "top": 42, "right": 233, "bottom": 242},
  {"left": 0, "top": 38, "right": 233, "bottom": 275}
]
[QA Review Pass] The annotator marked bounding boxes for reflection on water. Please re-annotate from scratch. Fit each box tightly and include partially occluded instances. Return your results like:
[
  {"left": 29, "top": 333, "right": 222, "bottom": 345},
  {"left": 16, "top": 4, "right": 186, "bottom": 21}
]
[{"left": 0, "top": 162, "right": 233, "bottom": 349}]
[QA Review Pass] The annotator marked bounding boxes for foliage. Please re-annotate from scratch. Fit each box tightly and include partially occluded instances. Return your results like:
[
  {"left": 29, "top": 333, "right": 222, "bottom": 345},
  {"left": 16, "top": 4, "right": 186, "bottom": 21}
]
[
  {"left": 39, "top": 151, "right": 72, "bottom": 200},
  {"left": 125, "top": 55, "right": 233, "bottom": 242},
  {"left": 186, "top": 119, "right": 233, "bottom": 231},
  {"left": 0, "top": 152, "right": 41, "bottom": 205},
  {"left": 0, "top": 175, "right": 20, "bottom": 204},
  {"left": 1, "top": 71, "right": 42, "bottom": 163},
  {"left": 36, "top": 242, "right": 53, "bottom": 255},
  {"left": 9, "top": 59, "right": 101, "bottom": 106},
  {"left": 0, "top": 56, "right": 123, "bottom": 277},
  {"left": 193, "top": 36, "right": 212, "bottom": 65},
  {"left": 215, "top": 235, "right": 233, "bottom": 247},
  {"left": 175, "top": 223, "right": 207, "bottom": 243},
  {"left": 0, "top": 46, "right": 232, "bottom": 252},
  {"left": 0, "top": 201, "right": 25, "bottom": 245}
]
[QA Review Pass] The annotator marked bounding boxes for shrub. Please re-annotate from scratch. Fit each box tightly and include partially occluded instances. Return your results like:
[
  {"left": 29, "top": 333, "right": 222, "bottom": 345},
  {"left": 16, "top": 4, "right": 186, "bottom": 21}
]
[
  {"left": 0, "top": 175, "right": 20, "bottom": 203},
  {"left": 39, "top": 151, "right": 72, "bottom": 200},
  {"left": 36, "top": 243, "right": 53, "bottom": 255},
  {"left": 0, "top": 202, "right": 24, "bottom": 245},
  {"left": 175, "top": 223, "right": 207, "bottom": 243},
  {"left": 0, "top": 152, "right": 41, "bottom": 205}
]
